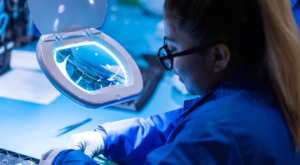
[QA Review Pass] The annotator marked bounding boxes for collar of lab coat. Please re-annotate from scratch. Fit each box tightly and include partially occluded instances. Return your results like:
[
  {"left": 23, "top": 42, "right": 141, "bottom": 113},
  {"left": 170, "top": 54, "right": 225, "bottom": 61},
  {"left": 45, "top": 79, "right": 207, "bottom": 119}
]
[
  {"left": 291, "top": 0, "right": 299, "bottom": 7},
  {"left": 179, "top": 66, "right": 274, "bottom": 118}
]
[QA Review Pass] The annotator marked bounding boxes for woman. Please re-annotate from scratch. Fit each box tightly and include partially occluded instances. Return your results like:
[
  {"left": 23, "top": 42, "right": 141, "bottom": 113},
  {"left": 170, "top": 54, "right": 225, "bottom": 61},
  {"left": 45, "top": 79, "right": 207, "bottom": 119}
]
[{"left": 42, "top": 0, "right": 300, "bottom": 164}]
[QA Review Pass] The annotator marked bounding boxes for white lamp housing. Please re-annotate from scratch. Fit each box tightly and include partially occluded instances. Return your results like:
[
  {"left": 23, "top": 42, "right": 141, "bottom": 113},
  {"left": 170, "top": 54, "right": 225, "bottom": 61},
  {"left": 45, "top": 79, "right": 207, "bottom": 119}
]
[{"left": 28, "top": 0, "right": 143, "bottom": 109}]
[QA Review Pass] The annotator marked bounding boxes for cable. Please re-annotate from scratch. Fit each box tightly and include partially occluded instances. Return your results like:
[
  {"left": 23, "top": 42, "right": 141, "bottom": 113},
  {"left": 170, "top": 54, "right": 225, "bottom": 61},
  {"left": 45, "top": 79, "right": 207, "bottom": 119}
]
[{"left": 5, "top": 0, "right": 28, "bottom": 12}]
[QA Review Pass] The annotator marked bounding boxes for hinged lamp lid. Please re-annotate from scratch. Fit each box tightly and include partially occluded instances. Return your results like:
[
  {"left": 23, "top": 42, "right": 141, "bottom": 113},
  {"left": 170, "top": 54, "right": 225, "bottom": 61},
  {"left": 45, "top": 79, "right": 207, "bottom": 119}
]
[{"left": 28, "top": 0, "right": 107, "bottom": 35}]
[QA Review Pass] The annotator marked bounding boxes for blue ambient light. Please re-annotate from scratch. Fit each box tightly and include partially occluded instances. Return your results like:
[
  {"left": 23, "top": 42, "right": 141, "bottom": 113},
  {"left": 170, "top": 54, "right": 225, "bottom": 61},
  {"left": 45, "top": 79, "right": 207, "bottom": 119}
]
[{"left": 54, "top": 41, "right": 127, "bottom": 93}]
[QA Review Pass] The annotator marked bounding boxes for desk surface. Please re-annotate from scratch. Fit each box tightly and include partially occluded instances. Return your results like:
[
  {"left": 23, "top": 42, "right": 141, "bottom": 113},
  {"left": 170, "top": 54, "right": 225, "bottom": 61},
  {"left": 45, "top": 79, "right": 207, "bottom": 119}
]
[{"left": 0, "top": 4, "right": 196, "bottom": 158}]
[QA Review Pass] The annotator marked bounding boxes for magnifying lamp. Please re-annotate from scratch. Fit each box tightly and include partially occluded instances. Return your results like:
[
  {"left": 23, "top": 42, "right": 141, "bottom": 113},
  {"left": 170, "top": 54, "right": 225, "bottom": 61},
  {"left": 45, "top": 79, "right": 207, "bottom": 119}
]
[{"left": 27, "top": 0, "right": 143, "bottom": 109}]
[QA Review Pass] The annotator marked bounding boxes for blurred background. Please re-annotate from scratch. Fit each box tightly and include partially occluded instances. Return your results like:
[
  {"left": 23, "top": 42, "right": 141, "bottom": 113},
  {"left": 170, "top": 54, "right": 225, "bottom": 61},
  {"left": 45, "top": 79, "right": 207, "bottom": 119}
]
[
  {"left": 0, "top": 0, "right": 299, "bottom": 161},
  {"left": 0, "top": 0, "right": 196, "bottom": 160}
]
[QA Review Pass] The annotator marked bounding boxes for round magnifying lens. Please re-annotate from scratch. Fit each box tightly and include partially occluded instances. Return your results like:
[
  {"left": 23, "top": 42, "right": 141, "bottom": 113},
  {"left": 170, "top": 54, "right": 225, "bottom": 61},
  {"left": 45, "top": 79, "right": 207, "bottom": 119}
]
[{"left": 54, "top": 41, "right": 127, "bottom": 93}]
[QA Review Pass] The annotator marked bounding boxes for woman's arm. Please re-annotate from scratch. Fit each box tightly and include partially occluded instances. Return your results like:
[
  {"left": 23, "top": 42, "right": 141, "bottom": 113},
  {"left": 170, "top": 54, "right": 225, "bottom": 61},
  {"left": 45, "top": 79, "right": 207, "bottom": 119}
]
[
  {"left": 146, "top": 122, "right": 243, "bottom": 165},
  {"left": 95, "top": 108, "right": 183, "bottom": 165}
]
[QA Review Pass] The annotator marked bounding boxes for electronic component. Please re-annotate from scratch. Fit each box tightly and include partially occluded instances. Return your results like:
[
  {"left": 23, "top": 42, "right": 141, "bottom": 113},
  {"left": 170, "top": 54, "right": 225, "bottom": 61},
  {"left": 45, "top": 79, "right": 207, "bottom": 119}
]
[
  {"left": 0, "top": 148, "right": 40, "bottom": 165},
  {"left": 93, "top": 155, "right": 119, "bottom": 165},
  {"left": 4, "top": 0, "right": 36, "bottom": 47},
  {"left": 0, "top": 41, "right": 14, "bottom": 75},
  {"left": 0, "top": 148, "right": 119, "bottom": 165}
]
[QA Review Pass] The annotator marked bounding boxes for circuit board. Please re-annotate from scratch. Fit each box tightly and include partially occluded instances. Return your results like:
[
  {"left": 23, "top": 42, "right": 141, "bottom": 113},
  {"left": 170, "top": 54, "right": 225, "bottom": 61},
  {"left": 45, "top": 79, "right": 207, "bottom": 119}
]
[
  {"left": 93, "top": 155, "right": 119, "bottom": 165},
  {"left": 0, "top": 148, "right": 40, "bottom": 165},
  {"left": 0, "top": 148, "right": 119, "bottom": 165}
]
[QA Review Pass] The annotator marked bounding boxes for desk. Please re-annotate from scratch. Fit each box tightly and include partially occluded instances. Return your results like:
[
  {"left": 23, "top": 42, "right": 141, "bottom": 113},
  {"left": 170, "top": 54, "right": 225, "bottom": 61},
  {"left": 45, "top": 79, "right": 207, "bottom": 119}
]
[{"left": 0, "top": 4, "right": 196, "bottom": 158}]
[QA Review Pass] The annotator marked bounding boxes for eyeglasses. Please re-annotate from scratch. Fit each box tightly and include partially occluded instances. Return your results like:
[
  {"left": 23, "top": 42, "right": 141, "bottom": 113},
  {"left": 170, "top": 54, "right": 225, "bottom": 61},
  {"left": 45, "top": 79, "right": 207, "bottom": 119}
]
[{"left": 157, "top": 36, "right": 212, "bottom": 70}]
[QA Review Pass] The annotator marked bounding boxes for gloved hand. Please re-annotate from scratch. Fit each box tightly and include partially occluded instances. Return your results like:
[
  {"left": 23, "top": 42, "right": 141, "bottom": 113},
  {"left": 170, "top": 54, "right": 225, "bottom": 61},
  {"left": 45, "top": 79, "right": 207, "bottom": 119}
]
[
  {"left": 40, "top": 148, "right": 99, "bottom": 165},
  {"left": 40, "top": 148, "right": 66, "bottom": 165},
  {"left": 67, "top": 131, "right": 104, "bottom": 158}
]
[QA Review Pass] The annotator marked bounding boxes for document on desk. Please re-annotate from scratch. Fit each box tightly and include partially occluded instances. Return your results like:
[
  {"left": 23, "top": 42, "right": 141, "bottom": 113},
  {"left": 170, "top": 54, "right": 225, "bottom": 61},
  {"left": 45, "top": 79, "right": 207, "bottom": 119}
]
[
  {"left": 0, "top": 69, "right": 60, "bottom": 104},
  {"left": 10, "top": 50, "right": 41, "bottom": 70}
]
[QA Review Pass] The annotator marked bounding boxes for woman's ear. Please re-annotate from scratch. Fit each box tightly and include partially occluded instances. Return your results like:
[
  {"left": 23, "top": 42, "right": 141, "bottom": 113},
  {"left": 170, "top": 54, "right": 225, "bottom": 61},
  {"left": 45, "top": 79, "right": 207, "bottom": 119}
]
[{"left": 210, "top": 44, "right": 231, "bottom": 73}]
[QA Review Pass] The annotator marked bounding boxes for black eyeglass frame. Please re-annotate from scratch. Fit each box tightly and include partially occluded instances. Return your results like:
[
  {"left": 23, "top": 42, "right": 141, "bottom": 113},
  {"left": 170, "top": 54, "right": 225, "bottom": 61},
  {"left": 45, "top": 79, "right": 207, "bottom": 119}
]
[{"left": 157, "top": 36, "right": 213, "bottom": 70}]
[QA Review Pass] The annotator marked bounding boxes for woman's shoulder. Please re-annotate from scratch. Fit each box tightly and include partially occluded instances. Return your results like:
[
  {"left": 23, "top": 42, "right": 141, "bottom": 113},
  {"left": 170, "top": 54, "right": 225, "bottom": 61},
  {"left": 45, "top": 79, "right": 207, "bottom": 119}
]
[
  {"left": 180, "top": 68, "right": 290, "bottom": 148},
  {"left": 178, "top": 91, "right": 299, "bottom": 164},
  {"left": 191, "top": 86, "right": 280, "bottom": 119},
  {"left": 191, "top": 88, "right": 284, "bottom": 131},
  {"left": 182, "top": 89, "right": 298, "bottom": 161}
]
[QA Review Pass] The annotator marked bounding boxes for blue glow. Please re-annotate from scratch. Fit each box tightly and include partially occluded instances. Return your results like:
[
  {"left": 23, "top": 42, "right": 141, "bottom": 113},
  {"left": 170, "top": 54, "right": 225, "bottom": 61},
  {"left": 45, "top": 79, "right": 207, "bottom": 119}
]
[{"left": 54, "top": 41, "right": 127, "bottom": 93}]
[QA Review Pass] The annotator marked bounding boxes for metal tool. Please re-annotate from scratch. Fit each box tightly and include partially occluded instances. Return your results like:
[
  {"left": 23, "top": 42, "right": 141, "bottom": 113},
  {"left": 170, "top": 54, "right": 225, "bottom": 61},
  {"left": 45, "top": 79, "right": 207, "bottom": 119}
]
[{"left": 56, "top": 118, "right": 92, "bottom": 137}]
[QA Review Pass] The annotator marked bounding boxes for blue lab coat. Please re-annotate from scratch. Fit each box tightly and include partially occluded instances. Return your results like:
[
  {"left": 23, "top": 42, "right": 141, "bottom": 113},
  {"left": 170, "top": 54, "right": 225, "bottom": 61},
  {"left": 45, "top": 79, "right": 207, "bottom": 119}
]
[
  {"left": 292, "top": 0, "right": 300, "bottom": 26},
  {"left": 53, "top": 150, "right": 99, "bottom": 165},
  {"left": 94, "top": 68, "right": 300, "bottom": 165},
  {"left": 53, "top": 67, "right": 300, "bottom": 165},
  {"left": 52, "top": 2, "right": 300, "bottom": 164}
]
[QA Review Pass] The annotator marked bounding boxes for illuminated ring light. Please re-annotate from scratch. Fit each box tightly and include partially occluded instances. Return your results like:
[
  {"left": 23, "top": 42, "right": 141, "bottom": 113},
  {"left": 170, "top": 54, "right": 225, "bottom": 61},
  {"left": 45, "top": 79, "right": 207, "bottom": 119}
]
[{"left": 54, "top": 41, "right": 128, "bottom": 93}]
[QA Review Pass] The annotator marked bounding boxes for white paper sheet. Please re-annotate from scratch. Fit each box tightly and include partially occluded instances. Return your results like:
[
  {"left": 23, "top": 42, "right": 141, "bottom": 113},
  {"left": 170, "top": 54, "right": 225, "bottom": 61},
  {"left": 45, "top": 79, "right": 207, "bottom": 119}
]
[
  {"left": 0, "top": 69, "right": 60, "bottom": 105},
  {"left": 10, "top": 50, "right": 41, "bottom": 70}
]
